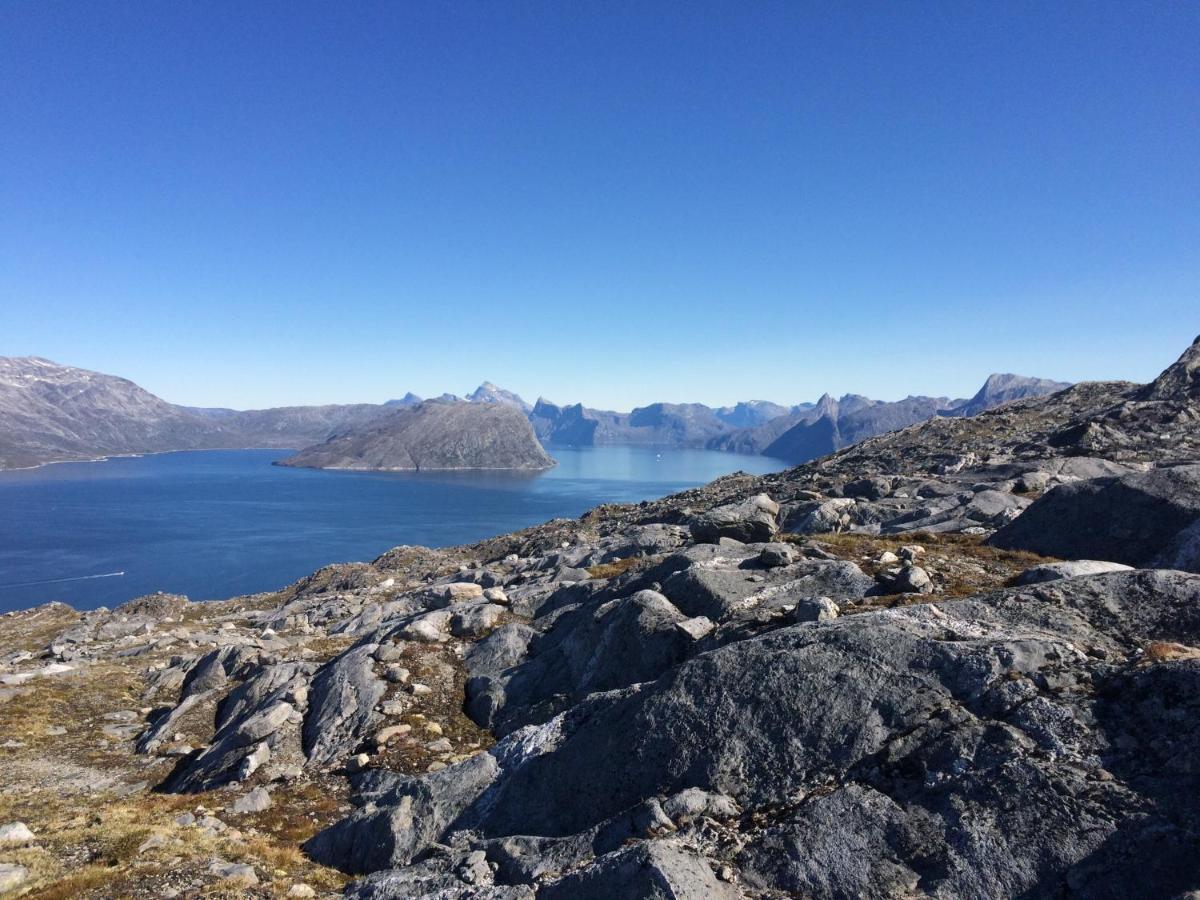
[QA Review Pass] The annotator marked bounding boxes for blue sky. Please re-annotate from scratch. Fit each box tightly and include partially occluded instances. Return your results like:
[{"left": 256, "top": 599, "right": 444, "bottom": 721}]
[{"left": 2, "top": 2, "right": 1197, "bottom": 410}]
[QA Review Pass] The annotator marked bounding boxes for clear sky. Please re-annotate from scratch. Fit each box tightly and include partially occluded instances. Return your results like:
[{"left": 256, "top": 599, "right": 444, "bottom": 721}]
[{"left": 2, "top": 2, "right": 1197, "bottom": 411}]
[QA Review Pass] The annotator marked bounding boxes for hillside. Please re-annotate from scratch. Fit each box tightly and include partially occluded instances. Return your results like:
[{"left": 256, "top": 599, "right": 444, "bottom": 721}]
[
  {"left": 277, "top": 401, "right": 556, "bottom": 471},
  {"left": 0, "top": 357, "right": 236, "bottom": 468}
]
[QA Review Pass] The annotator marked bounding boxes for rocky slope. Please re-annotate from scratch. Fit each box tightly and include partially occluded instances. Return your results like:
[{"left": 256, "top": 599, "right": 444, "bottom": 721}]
[
  {"left": 1, "top": 336, "right": 1197, "bottom": 897},
  {"left": 0, "top": 357, "right": 238, "bottom": 469},
  {"left": 277, "top": 402, "right": 557, "bottom": 471}
]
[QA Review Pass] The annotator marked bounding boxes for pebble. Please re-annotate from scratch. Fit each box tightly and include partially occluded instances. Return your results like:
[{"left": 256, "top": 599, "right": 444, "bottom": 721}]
[
  {"left": 384, "top": 665, "right": 410, "bottom": 684},
  {"left": 374, "top": 724, "right": 412, "bottom": 746},
  {"left": 138, "top": 833, "right": 167, "bottom": 854},
  {"left": 208, "top": 859, "right": 258, "bottom": 886},
  {"left": 231, "top": 786, "right": 272, "bottom": 815},
  {"left": 409, "top": 682, "right": 433, "bottom": 696},
  {"left": 288, "top": 886, "right": 317, "bottom": 898}
]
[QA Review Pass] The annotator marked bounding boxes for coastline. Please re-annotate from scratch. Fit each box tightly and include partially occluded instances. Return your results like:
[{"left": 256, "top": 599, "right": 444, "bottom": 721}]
[{"left": 0, "top": 446, "right": 297, "bottom": 473}]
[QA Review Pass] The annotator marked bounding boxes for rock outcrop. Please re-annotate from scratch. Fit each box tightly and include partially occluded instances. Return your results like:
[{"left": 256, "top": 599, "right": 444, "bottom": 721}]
[{"left": 989, "top": 465, "right": 1200, "bottom": 569}]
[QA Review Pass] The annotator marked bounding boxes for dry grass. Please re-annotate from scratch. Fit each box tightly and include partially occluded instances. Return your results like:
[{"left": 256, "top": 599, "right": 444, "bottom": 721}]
[
  {"left": 585, "top": 556, "right": 644, "bottom": 580},
  {"left": 0, "top": 631, "right": 347, "bottom": 898},
  {"left": 1142, "top": 641, "right": 1200, "bottom": 664},
  {"left": 781, "top": 531, "right": 1054, "bottom": 610}
]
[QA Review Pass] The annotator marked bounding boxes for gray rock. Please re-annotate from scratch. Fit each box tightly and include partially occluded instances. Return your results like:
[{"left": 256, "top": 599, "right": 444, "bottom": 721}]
[
  {"left": 1015, "top": 560, "right": 1135, "bottom": 584},
  {"left": 690, "top": 493, "right": 780, "bottom": 543},
  {"left": 675, "top": 616, "right": 715, "bottom": 640},
  {"left": 450, "top": 603, "right": 505, "bottom": 638},
  {"left": 758, "top": 543, "right": 797, "bottom": 568},
  {"left": 738, "top": 783, "right": 921, "bottom": 898},
  {"left": 792, "top": 596, "right": 839, "bottom": 623},
  {"left": 305, "top": 751, "right": 500, "bottom": 873},
  {"left": 844, "top": 476, "right": 892, "bottom": 500},
  {"left": 0, "top": 863, "right": 28, "bottom": 892},
  {"left": 791, "top": 497, "right": 856, "bottom": 534},
  {"left": 231, "top": 786, "right": 272, "bottom": 815},
  {"left": 316, "top": 571, "right": 1200, "bottom": 899},
  {"left": 990, "top": 465, "right": 1200, "bottom": 569},
  {"left": 875, "top": 564, "right": 933, "bottom": 595},
  {"left": 1156, "top": 518, "right": 1200, "bottom": 573},
  {"left": 477, "top": 590, "right": 693, "bottom": 734},
  {"left": 428, "top": 582, "right": 484, "bottom": 607},
  {"left": 539, "top": 840, "right": 736, "bottom": 899},
  {"left": 303, "top": 643, "right": 386, "bottom": 768},
  {"left": 661, "top": 558, "right": 871, "bottom": 622},
  {"left": 0, "top": 822, "right": 34, "bottom": 843},
  {"left": 208, "top": 859, "right": 258, "bottom": 885}
]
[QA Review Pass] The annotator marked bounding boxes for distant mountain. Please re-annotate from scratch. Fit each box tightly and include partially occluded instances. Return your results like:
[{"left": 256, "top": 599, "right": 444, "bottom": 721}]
[
  {"left": 385, "top": 392, "right": 423, "bottom": 408},
  {"left": 712, "top": 375, "right": 1070, "bottom": 464},
  {"left": 277, "top": 401, "right": 555, "bottom": 471},
  {"left": 714, "top": 400, "right": 791, "bottom": 429},
  {"left": 0, "top": 357, "right": 237, "bottom": 469},
  {"left": 191, "top": 404, "right": 392, "bottom": 448},
  {"left": 531, "top": 400, "right": 733, "bottom": 448},
  {"left": 763, "top": 395, "right": 958, "bottom": 463},
  {"left": 467, "top": 382, "right": 532, "bottom": 413},
  {"left": 951, "top": 373, "right": 1071, "bottom": 417}
]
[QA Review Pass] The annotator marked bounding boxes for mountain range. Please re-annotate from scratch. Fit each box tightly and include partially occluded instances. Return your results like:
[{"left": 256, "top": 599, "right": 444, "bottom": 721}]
[{"left": 0, "top": 356, "right": 1068, "bottom": 470}]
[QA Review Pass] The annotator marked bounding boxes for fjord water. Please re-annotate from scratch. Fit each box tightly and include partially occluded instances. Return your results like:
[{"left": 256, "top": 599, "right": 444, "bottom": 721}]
[{"left": 0, "top": 447, "right": 785, "bottom": 613}]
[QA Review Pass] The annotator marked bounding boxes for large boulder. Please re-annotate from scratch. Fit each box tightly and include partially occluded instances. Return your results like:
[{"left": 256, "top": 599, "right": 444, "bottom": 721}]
[
  {"left": 470, "top": 590, "right": 693, "bottom": 734},
  {"left": 302, "top": 643, "right": 386, "bottom": 768},
  {"left": 689, "top": 494, "right": 779, "bottom": 543},
  {"left": 1015, "top": 560, "right": 1134, "bottom": 585},
  {"left": 538, "top": 840, "right": 736, "bottom": 899},
  {"left": 988, "top": 465, "right": 1200, "bottom": 569}
]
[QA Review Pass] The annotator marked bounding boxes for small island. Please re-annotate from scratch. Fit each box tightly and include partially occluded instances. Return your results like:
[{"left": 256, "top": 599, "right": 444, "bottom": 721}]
[{"left": 276, "top": 400, "right": 556, "bottom": 471}]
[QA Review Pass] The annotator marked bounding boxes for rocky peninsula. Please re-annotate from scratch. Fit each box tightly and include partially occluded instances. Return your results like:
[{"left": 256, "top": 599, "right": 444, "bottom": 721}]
[{"left": 277, "top": 402, "right": 556, "bottom": 472}]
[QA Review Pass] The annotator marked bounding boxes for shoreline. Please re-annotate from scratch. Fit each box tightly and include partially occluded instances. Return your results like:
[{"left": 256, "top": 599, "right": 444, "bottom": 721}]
[{"left": 0, "top": 446, "right": 297, "bottom": 473}]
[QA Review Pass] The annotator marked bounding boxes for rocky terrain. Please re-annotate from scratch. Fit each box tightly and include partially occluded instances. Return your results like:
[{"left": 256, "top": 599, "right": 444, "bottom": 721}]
[
  {"left": 1, "top": 335, "right": 1197, "bottom": 897},
  {"left": 277, "top": 402, "right": 556, "bottom": 472}
]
